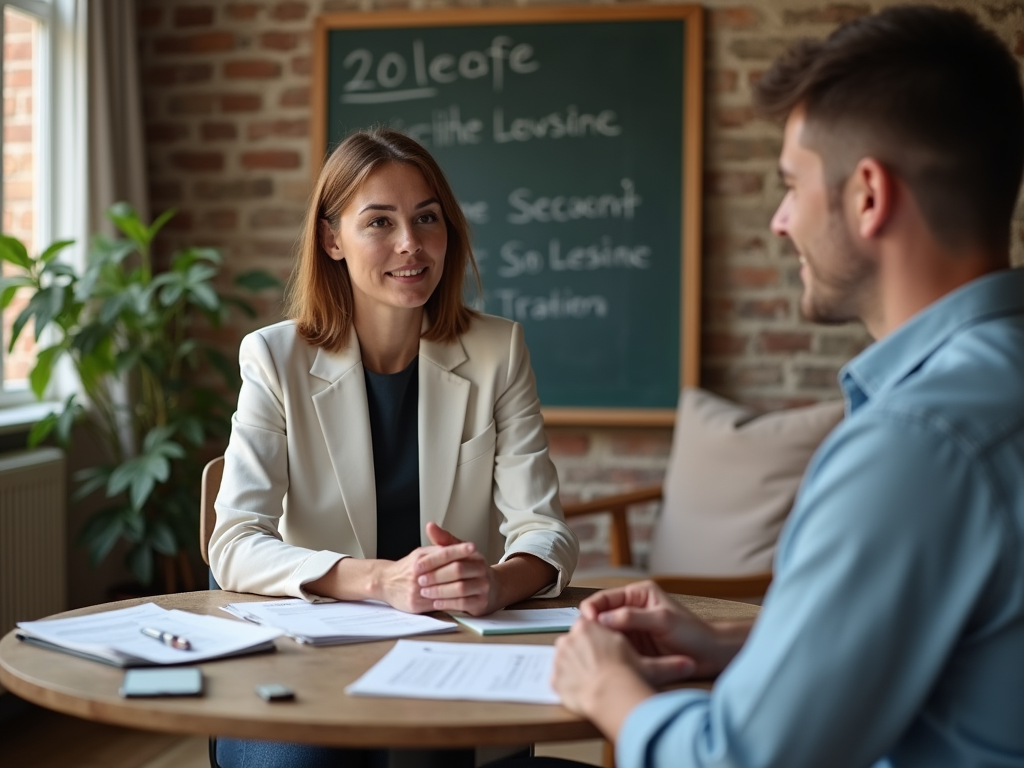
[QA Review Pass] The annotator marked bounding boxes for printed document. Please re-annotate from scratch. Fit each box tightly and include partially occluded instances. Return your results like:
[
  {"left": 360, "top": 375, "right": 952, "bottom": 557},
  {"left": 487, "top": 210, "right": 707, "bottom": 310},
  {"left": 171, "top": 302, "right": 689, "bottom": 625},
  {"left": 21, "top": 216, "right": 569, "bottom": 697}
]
[
  {"left": 452, "top": 607, "right": 580, "bottom": 635},
  {"left": 222, "top": 598, "right": 457, "bottom": 645},
  {"left": 345, "top": 639, "right": 560, "bottom": 704},
  {"left": 17, "top": 602, "right": 282, "bottom": 667}
]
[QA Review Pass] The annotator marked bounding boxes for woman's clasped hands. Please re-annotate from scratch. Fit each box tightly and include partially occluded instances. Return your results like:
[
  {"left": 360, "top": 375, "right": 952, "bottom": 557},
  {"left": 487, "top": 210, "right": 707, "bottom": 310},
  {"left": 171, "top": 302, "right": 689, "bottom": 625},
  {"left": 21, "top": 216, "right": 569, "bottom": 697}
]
[{"left": 379, "top": 521, "right": 500, "bottom": 616}]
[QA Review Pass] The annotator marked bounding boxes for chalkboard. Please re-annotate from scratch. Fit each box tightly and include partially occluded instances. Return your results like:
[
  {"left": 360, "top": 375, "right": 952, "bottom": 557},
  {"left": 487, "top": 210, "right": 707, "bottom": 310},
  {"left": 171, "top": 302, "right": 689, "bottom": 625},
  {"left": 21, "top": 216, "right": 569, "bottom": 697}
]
[{"left": 312, "top": 6, "right": 703, "bottom": 425}]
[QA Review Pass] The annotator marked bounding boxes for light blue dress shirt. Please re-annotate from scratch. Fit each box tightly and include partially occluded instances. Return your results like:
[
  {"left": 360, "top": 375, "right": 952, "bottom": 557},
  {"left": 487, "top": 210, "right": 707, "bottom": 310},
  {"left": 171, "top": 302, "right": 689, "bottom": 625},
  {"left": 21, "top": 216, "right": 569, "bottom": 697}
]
[{"left": 619, "top": 268, "right": 1024, "bottom": 768}]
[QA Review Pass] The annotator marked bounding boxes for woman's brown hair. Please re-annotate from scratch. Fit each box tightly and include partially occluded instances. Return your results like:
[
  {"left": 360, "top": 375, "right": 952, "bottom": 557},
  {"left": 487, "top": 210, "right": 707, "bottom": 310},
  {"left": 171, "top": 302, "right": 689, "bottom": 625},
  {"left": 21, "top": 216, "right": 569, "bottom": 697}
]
[{"left": 285, "top": 127, "right": 480, "bottom": 351}]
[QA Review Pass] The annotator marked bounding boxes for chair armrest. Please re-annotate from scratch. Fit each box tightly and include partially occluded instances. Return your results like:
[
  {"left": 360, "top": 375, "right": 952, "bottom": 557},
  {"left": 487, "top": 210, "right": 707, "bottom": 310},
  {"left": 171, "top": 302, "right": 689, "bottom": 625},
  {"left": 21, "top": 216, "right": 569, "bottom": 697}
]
[{"left": 561, "top": 485, "right": 663, "bottom": 568}]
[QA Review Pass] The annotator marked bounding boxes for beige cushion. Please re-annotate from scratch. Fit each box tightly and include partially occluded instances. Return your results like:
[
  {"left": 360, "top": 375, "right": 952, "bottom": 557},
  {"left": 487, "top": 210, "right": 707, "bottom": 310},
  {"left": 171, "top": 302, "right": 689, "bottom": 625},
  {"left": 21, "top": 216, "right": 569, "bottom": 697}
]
[{"left": 647, "top": 388, "right": 844, "bottom": 576}]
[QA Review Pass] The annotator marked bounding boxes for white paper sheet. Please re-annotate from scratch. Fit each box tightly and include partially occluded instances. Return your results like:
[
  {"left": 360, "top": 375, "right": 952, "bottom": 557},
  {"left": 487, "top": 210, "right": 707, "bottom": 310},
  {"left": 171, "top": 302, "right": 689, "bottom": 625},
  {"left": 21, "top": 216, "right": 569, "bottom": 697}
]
[
  {"left": 17, "top": 603, "right": 283, "bottom": 666},
  {"left": 345, "top": 639, "right": 561, "bottom": 704},
  {"left": 223, "top": 599, "right": 458, "bottom": 645},
  {"left": 452, "top": 608, "right": 580, "bottom": 635}
]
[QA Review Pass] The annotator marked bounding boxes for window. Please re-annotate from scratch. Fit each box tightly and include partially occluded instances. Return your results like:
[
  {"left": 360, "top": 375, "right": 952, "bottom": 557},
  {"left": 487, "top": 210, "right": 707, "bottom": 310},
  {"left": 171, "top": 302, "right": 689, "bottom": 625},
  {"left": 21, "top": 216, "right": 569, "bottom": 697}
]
[{"left": 1, "top": 0, "right": 50, "bottom": 406}]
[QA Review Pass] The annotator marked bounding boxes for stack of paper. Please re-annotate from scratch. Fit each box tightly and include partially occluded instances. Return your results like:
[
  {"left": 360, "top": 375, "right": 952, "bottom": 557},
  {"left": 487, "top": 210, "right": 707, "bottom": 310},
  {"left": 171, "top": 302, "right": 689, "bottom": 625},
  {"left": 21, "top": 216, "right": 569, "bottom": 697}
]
[
  {"left": 222, "top": 598, "right": 458, "bottom": 645},
  {"left": 452, "top": 607, "right": 580, "bottom": 636},
  {"left": 16, "top": 602, "right": 283, "bottom": 668},
  {"left": 346, "top": 640, "right": 560, "bottom": 704}
]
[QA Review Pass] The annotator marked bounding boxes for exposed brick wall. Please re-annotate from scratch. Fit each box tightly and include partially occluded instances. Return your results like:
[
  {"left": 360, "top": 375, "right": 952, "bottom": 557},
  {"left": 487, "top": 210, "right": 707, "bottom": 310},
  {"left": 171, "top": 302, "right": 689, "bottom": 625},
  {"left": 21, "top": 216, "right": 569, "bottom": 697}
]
[
  {"left": 137, "top": 0, "right": 1024, "bottom": 571},
  {"left": 2, "top": 8, "right": 37, "bottom": 385}
]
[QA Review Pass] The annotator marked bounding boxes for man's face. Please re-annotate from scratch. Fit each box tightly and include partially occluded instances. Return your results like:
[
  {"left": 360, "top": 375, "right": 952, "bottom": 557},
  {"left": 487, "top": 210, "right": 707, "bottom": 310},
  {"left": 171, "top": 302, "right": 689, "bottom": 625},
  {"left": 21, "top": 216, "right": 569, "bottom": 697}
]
[{"left": 770, "top": 109, "right": 876, "bottom": 325}]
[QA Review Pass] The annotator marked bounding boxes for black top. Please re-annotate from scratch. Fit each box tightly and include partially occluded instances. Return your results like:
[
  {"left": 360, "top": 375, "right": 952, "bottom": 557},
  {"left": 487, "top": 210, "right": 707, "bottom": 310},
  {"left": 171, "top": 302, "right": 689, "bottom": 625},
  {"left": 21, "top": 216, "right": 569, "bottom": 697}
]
[{"left": 364, "top": 357, "right": 421, "bottom": 561}]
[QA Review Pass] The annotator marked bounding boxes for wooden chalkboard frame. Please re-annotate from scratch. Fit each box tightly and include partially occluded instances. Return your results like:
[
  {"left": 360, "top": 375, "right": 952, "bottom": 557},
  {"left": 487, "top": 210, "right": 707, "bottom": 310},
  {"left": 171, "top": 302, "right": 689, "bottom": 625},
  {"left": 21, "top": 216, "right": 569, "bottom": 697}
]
[{"left": 312, "top": 5, "right": 703, "bottom": 427}]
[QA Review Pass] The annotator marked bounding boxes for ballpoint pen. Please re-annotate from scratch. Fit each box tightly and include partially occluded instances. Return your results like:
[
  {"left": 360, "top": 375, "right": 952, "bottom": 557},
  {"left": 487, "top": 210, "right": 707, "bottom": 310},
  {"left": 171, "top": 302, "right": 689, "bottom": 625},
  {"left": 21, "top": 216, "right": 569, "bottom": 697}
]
[{"left": 140, "top": 627, "right": 192, "bottom": 651}]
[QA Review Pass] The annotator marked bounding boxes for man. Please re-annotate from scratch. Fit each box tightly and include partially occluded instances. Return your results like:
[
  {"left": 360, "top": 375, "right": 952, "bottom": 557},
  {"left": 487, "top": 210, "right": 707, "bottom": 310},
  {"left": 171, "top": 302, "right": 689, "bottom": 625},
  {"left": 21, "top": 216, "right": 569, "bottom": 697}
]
[{"left": 550, "top": 6, "right": 1024, "bottom": 768}]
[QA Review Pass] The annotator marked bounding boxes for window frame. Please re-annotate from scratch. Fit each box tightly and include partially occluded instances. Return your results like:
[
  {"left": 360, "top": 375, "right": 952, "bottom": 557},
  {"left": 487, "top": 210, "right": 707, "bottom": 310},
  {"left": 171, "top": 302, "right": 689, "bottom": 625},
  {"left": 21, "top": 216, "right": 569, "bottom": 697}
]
[{"left": 1, "top": 0, "right": 85, "bottom": 415}]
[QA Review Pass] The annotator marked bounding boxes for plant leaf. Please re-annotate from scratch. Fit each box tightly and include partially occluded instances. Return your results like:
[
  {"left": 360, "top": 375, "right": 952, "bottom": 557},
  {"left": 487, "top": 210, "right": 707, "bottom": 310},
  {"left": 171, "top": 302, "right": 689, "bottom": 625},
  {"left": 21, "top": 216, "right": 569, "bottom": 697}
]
[
  {"left": 147, "top": 208, "right": 177, "bottom": 242},
  {"left": 126, "top": 543, "right": 154, "bottom": 585},
  {"left": 187, "top": 281, "right": 219, "bottom": 311},
  {"left": 0, "top": 234, "right": 32, "bottom": 269},
  {"left": 149, "top": 520, "right": 178, "bottom": 556},
  {"left": 29, "top": 345, "right": 63, "bottom": 399},
  {"left": 72, "top": 465, "right": 113, "bottom": 502},
  {"left": 39, "top": 239, "right": 76, "bottom": 263},
  {"left": 27, "top": 413, "right": 57, "bottom": 448}
]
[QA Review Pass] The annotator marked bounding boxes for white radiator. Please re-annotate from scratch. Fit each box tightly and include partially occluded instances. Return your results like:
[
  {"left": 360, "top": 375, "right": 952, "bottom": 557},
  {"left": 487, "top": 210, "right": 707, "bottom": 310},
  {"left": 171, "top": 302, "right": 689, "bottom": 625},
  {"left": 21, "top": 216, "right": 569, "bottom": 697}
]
[{"left": 0, "top": 448, "right": 67, "bottom": 655}]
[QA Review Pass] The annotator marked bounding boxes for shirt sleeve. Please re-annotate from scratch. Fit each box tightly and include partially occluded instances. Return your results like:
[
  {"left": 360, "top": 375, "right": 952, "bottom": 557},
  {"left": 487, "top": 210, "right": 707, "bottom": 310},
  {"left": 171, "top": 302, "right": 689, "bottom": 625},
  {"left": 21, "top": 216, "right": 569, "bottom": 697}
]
[
  {"left": 617, "top": 409, "right": 1004, "bottom": 768},
  {"left": 491, "top": 322, "right": 579, "bottom": 596}
]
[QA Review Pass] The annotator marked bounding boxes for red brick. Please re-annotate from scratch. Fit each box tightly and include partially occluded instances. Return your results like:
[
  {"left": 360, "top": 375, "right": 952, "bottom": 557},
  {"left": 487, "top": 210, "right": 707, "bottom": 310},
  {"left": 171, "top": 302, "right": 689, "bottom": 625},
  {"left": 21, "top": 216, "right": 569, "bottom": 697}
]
[
  {"left": 728, "top": 266, "right": 780, "bottom": 289},
  {"left": 547, "top": 432, "right": 591, "bottom": 456},
  {"left": 737, "top": 298, "right": 791, "bottom": 320},
  {"left": 705, "top": 171, "right": 763, "bottom": 196},
  {"left": 181, "top": 64, "right": 214, "bottom": 83},
  {"left": 703, "top": 332, "right": 749, "bottom": 356},
  {"left": 261, "top": 32, "right": 300, "bottom": 50},
  {"left": 819, "top": 334, "right": 869, "bottom": 358},
  {"left": 249, "top": 208, "right": 305, "bottom": 228},
  {"left": 202, "top": 122, "right": 238, "bottom": 141},
  {"left": 146, "top": 66, "right": 179, "bottom": 87},
  {"left": 154, "top": 33, "right": 235, "bottom": 55},
  {"left": 241, "top": 151, "right": 301, "bottom": 169},
  {"left": 706, "top": 234, "right": 768, "bottom": 258},
  {"left": 715, "top": 106, "right": 755, "bottom": 128},
  {"left": 247, "top": 119, "right": 308, "bottom": 140},
  {"left": 139, "top": 7, "right": 163, "bottom": 27},
  {"left": 226, "top": 3, "right": 262, "bottom": 20},
  {"left": 783, "top": 4, "right": 871, "bottom": 25},
  {"left": 147, "top": 123, "right": 189, "bottom": 143},
  {"left": 4, "top": 70, "right": 32, "bottom": 88},
  {"left": 168, "top": 94, "right": 216, "bottom": 114},
  {"left": 272, "top": 2, "right": 308, "bottom": 20},
  {"left": 1017, "top": 31, "right": 1024, "bottom": 56},
  {"left": 248, "top": 239, "right": 296, "bottom": 257},
  {"left": 220, "top": 93, "right": 262, "bottom": 112},
  {"left": 710, "top": 70, "right": 738, "bottom": 93},
  {"left": 175, "top": 6, "right": 215, "bottom": 26},
  {"left": 280, "top": 87, "right": 309, "bottom": 107},
  {"left": 291, "top": 56, "right": 311, "bottom": 75},
  {"left": 4, "top": 124, "right": 31, "bottom": 142},
  {"left": 4, "top": 42, "right": 32, "bottom": 61},
  {"left": 170, "top": 152, "right": 225, "bottom": 171},
  {"left": 760, "top": 331, "right": 812, "bottom": 353},
  {"left": 194, "top": 179, "right": 274, "bottom": 200},
  {"left": 224, "top": 60, "right": 282, "bottom": 79},
  {"left": 610, "top": 432, "right": 672, "bottom": 457},
  {"left": 710, "top": 7, "right": 760, "bottom": 28},
  {"left": 4, "top": 13, "right": 33, "bottom": 32},
  {"left": 201, "top": 210, "right": 239, "bottom": 230}
]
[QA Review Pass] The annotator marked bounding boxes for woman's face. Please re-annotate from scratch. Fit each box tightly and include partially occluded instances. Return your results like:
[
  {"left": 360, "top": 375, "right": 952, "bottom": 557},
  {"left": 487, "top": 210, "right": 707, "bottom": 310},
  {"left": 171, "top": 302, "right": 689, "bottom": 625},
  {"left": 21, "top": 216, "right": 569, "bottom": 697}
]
[{"left": 323, "top": 162, "right": 447, "bottom": 320}]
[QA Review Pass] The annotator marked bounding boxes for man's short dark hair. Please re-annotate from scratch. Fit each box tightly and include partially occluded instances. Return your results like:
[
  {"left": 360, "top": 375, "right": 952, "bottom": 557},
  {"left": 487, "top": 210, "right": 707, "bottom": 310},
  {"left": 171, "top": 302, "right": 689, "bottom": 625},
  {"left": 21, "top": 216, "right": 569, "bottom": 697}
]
[{"left": 754, "top": 5, "right": 1024, "bottom": 252}]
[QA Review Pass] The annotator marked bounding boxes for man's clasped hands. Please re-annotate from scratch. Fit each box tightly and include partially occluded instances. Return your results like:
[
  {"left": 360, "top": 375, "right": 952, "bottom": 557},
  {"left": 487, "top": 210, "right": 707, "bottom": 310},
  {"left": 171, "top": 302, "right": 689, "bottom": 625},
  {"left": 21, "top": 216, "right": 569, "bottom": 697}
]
[{"left": 551, "top": 581, "right": 754, "bottom": 740}]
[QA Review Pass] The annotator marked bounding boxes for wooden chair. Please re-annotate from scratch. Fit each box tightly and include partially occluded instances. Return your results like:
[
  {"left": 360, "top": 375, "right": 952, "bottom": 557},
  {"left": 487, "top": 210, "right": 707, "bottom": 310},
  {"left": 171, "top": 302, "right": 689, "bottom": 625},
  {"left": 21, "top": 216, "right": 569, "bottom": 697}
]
[
  {"left": 561, "top": 485, "right": 773, "bottom": 600},
  {"left": 199, "top": 455, "right": 224, "bottom": 566}
]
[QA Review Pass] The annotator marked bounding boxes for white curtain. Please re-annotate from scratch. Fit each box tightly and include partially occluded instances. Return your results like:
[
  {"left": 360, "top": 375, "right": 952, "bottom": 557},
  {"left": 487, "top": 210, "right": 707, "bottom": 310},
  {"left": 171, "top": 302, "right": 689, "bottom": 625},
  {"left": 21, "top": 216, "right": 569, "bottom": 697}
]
[{"left": 87, "top": 0, "right": 148, "bottom": 235}]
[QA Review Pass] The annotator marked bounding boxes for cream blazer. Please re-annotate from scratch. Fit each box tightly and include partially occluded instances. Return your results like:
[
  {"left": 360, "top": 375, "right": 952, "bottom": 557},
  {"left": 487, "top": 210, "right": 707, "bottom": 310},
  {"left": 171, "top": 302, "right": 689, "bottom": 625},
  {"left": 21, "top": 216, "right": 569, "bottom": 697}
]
[{"left": 210, "top": 313, "right": 578, "bottom": 601}]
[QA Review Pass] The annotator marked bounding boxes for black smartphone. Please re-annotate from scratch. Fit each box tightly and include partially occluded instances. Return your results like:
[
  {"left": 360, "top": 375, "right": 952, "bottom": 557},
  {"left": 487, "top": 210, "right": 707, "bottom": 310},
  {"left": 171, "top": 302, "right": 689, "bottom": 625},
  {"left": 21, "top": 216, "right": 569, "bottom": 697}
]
[{"left": 120, "top": 667, "right": 204, "bottom": 697}]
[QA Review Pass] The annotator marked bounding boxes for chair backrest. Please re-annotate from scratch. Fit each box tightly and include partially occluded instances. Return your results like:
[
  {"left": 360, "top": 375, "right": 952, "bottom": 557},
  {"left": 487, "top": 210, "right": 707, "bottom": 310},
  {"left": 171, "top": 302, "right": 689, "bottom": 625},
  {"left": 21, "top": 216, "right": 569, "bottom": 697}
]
[{"left": 200, "top": 456, "right": 224, "bottom": 566}]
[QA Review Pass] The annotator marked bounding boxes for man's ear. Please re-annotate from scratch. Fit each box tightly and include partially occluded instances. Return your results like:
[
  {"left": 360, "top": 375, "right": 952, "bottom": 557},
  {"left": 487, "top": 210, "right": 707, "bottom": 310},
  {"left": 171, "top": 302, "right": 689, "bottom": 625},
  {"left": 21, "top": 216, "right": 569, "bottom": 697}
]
[
  {"left": 849, "top": 157, "right": 893, "bottom": 240},
  {"left": 319, "top": 219, "right": 344, "bottom": 261}
]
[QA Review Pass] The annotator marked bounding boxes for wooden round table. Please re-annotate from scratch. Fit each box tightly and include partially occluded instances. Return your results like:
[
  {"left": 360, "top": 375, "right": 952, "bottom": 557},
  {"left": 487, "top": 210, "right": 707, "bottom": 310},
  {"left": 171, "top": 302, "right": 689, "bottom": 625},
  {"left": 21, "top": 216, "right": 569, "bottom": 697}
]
[{"left": 0, "top": 587, "right": 758, "bottom": 748}]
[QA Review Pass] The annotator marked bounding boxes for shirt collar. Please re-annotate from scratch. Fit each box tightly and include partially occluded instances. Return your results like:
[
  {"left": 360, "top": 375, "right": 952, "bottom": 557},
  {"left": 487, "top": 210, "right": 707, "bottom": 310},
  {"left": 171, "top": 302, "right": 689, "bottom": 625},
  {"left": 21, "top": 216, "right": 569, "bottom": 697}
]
[{"left": 840, "top": 268, "right": 1024, "bottom": 412}]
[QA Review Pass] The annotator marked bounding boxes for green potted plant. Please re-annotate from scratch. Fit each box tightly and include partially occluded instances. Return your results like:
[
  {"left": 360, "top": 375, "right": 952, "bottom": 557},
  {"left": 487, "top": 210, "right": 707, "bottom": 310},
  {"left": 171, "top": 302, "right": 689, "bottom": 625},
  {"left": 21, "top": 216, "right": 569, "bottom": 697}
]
[{"left": 0, "top": 203, "right": 279, "bottom": 591}]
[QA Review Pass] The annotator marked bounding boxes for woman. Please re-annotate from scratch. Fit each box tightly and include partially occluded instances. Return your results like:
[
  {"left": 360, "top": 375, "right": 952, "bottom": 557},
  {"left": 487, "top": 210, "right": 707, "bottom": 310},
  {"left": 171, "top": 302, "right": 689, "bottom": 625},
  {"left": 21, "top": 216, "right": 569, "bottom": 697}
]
[{"left": 210, "top": 127, "right": 577, "bottom": 626}]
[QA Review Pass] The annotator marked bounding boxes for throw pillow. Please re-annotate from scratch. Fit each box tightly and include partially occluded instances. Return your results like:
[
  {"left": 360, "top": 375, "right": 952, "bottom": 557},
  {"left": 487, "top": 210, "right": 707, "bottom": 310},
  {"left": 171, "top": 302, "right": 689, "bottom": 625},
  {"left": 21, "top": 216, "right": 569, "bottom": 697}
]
[{"left": 647, "top": 388, "right": 844, "bottom": 576}]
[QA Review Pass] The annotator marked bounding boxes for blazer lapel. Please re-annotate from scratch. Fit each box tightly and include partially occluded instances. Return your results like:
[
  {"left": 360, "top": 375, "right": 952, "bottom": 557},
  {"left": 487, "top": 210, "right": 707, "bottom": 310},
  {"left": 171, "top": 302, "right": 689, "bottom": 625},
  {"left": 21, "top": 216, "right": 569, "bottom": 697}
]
[
  {"left": 418, "top": 334, "right": 469, "bottom": 537},
  {"left": 310, "top": 331, "right": 377, "bottom": 558}
]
